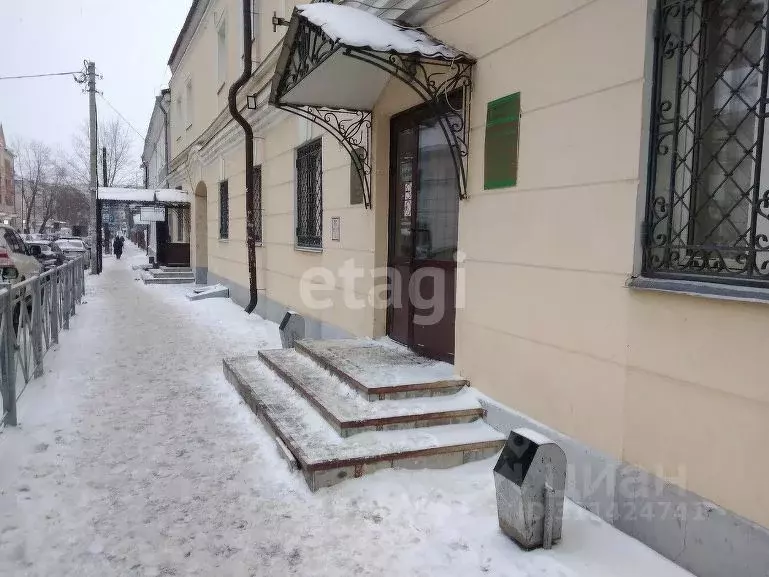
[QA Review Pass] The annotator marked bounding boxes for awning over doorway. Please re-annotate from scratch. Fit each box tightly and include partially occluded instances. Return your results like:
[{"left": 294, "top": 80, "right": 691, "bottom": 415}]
[
  {"left": 94, "top": 187, "right": 190, "bottom": 274},
  {"left": 97, "top": 187, "right": 191, "bottom": 207},
  {"left": 267, "top": 3, "right": 474, "bottom": 207}
]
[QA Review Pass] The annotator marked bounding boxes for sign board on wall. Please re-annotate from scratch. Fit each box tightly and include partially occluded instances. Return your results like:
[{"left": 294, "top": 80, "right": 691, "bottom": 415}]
[
  {"left": 331, "top": 217, "right": 341, "bottom": 241},
  {"left": 139, "top": 207, "right": 166, "bottom": 222}
]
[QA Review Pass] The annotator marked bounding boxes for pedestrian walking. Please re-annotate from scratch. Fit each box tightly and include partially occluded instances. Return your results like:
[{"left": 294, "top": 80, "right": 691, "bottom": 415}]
[{"left": 113, "top": 235, "right": 124, "bottom": 260}]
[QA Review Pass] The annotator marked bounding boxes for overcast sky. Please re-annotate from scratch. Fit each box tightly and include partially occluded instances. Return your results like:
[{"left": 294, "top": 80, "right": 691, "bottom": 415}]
[{"left": 0, "top": 0, "right": 192, "bottom": 160}]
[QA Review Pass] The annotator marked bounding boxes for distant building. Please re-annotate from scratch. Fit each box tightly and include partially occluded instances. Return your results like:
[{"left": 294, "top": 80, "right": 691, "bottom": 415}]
[
  {"left": 142, "top": 89, "right": 171, "bottom": 190},
  {"left": 141, "top": 90, "right": 189, "bottom": 266},
  {"left": 0, "top": 125, "right": 18, "bottom": 227}
]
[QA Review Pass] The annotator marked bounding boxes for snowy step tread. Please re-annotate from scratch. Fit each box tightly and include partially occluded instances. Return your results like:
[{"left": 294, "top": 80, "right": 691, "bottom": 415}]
[
  {"left": 258, "top": 348, "right": 483, "bottom": 434},
  {"left": 296, "top": 339, "right": 468, "bottom": 398},
  {"left": 224, "top": 355, "right": 505, "bottom": 472}
]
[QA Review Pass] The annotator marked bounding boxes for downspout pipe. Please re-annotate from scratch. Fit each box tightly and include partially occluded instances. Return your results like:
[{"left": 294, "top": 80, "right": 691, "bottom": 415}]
[
  {"left": 159, "top": 89, "right": 171, "bottom": 186},
  {"left": 229, "top": 0, "right": 258, "bottom": 314}
]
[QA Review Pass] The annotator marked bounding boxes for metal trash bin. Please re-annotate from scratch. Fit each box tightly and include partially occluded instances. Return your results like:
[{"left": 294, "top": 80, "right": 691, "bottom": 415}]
[
  {"left": 279, "top": 311, "right": 305, "bottom": 348},
  {"left": 494, "top": 428, "right": 567, "bottom": 550}
]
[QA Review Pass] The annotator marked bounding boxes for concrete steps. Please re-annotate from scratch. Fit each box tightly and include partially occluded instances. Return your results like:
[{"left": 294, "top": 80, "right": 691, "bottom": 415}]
[
  {"left": 296, "top": 339, "right": 468, "bottom": 400},
  {"left": 259, "top": 348, "right": 484, "bottom": 437},
  {"left": 151, "top": 271, "right": 194, "bottom": 279},
  {"left": 160, "top": 266, "right": 192, "bottom": 273},
  {"left": 141, "top": 269, "right": 195, "bottom": 285},
  {"left": 224, "top": 339, "right": 505, "bottom": 490}
]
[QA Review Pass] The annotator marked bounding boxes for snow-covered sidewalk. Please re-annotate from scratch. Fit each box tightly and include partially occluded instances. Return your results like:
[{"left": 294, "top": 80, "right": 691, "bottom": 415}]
[{"left": 0, "top": 244, "right": 692, "bottom": 577}]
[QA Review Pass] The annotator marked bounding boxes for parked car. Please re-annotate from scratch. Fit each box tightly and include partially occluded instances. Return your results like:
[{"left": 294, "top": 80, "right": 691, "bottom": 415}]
[
  {"left": 0, "top": 225, "right": 42, "bottom": 284},
  {"left": 54, "top": 238, "right": 90, "bottom": 269},
  {"left": 26, "top": 240, "right": 65, "bottom": 271},
  {"left": 22, "top": 233, "right": 45, "bottom": 243},
  {"left": 66, "top": 237, "right": 92, "bottom": 267}
]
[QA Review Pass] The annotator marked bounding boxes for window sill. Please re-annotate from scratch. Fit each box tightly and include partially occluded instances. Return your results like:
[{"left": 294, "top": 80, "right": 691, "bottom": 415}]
[
  {"left": 218, "top": 238, "right": 229, "bottom": 243},
  {"left": 295, "top": 245, "right": 323, "bottom": 254},
  {"left": 626, "top": 276, "right": 769, "bottom": 305},
  {"left": 216, "top": 81, "right": 226, "bottom": 95}
]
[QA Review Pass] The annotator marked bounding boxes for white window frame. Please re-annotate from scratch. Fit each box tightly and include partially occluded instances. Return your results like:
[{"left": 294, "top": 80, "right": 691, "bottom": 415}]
[
  {"left": 175, "top": 95, "right": 183, "bottom": 141},
  {"left": 217, "top": 16, "right": 227, "bottom": 91},
  {"left": 185, "top": 78, "right": 193, "bottom": 130},
  {"left": 251, "top": 0, "right": 261, "bottom": 50}
]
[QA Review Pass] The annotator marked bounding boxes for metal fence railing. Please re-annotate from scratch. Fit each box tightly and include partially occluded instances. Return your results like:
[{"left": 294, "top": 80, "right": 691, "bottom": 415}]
[{"left": 0, "top": 256, "right": 86, "bottom": 427}]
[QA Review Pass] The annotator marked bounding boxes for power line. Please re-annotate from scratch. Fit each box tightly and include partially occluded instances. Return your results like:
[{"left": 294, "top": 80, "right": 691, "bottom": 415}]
[
  {"left": 345, "top": 0, "right": 454, "bottom": 11},
  {"left": 97, "top": 93, "right": 146, "bottom": 140},
  {"left": 400, "top": 0, "right": 494, "bottom": 28},
  {"left": 0, "top": 70, "right": 82, "bottom": 81}
]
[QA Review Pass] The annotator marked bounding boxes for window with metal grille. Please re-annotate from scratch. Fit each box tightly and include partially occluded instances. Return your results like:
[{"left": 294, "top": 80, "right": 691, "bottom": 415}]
[
  {"left": 295, "top": 139, "right": 323, "bottom": 248},
  {"left": 350, "top": 146, "right": 365, "bottom": 205},
  {"left": 251, "top": 0, "right": 260, "bottom": 42},
  {"left": 219, "top": 180, "right": 229, "bottom": 239},
  {"left": 484, "top": 92, "right": 520, "bottom": 190},
  {"left": 645, "top": 0, "right": 769, "bottom": 285},
  {"left": 254, "top": 165, "right": 263, "bottom": 242}
]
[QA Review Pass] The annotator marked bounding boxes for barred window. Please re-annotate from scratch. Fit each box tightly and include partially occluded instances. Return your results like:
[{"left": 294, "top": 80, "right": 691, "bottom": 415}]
[
  {"left": 350, "top": 146, "right": 365, "bottom": 205},
  {"left": 296, "top": 139, "right": 323, "bottom": 248},
  {"left": 254, "top": 165, "right": 263, "bottom": 242},
  {"left": 219, "top": 180, "right": 229, "bottom": 239},
  {"left": 645, "top": 0, "right": 769, "bottom": 285}
]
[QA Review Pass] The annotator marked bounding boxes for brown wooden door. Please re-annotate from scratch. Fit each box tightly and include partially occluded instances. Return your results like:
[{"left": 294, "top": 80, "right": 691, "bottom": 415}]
[
  {"left": 387, "top": 104, "right": 460, "bottom": 363},
  {"left": 156, "top": 218, "right": 170, "bottom": 266}
]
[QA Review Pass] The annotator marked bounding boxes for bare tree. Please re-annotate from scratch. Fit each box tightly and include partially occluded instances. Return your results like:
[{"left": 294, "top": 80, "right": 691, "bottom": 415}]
[
  {"left": 68, "top": 117, "right": 140, "bottom": 187},
  {"left": 14, "top": 139, "right": 53, "bottom": 233},
  {"left": 54, "top": 185, "right": 90, "bottom": 229},
  {"left": 37, "top": 160, "right": 69, "bottom": 233}
]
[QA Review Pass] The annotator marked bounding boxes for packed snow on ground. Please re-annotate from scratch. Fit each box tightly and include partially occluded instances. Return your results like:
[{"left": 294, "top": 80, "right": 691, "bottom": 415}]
[{"left": 0, "top": 244, "right": 693, "bottom": 576}]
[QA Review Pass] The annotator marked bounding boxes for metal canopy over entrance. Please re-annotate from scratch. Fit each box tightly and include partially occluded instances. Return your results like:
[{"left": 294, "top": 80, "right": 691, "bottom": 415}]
[
  {"left": 95, "top": 187, "right": 191, "bottom": 273},
  {"left": 96, "top": 187, "right": 191, "bottom": 208},
  {"left": 266, "top": 3, "right": 474, "bottom": 208}
]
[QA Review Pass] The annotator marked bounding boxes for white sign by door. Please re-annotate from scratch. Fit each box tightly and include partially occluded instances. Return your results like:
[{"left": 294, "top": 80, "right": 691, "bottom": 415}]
[{"left": 140, "top": 207, "right": 166, "bottom": 222}]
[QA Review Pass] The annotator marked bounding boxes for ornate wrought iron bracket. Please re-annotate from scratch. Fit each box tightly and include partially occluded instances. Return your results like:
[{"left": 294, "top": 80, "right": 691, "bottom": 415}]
[
  {"left": 269, "top": 11, "right": 474, "bottom": 206},
  {"left": 272, "top": 12, "right": 290, "bottom": 33},
  {"left": 343, "top": 49, "right": 473, "bottom": 199},
  {"left": 279, "top": 104, "right": 373, "bottom": 208}
]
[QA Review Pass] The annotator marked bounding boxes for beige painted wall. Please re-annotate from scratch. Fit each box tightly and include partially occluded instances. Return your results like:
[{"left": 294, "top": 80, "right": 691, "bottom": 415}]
[
  {"left": 172, "top": 0, "right": 769, "bottom": 529},
  {"left": 425, "top": 0, "right": 769, "bottom": 529},
  {"left": 169, "top": 0, "right": 253, "bottom": 161},
  {"left": 260, "top": 115, "right": 377, "bottom": 336}
]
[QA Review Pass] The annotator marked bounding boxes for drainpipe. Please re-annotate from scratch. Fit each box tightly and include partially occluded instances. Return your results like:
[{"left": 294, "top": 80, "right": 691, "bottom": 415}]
[
  {"left": 159, "top": 89, "right": 171, "bottom": 186},
  {"left": 229, "top": 0, "right": 258, "bottom": 314}
]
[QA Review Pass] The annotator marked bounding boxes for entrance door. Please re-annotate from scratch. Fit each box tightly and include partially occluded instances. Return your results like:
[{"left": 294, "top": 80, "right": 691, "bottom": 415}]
[
  {"left": 156, "top": 218, "right": 170, "bottom": 266},
  {"left": 387, "top": 102, "right": 460, "bottom": 363}
]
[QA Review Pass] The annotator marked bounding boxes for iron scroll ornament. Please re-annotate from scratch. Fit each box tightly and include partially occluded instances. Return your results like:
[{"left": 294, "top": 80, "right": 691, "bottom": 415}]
[
  {"left": 268, "top": 13, "right": 475, "bottom": 207},
  {"left": 278, "top": 104, "right": 373, "bottom": 209},
  {"left": 643, "top": 0, "right": 769, "bottom": 284},
  {"left": 341, "top": 48, "right": 473, "bottom": 201}
]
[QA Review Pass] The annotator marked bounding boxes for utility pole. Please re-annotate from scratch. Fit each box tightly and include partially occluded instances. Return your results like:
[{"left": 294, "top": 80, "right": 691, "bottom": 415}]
[
  {"left": 101, "top": 146, "right": 110, "bottom": 258},
  {"left": 87, "top": 61, "right": 98, "bottom": 274},
  {"left": 20, "top": 179, "right": 25, "bottom": 234}
]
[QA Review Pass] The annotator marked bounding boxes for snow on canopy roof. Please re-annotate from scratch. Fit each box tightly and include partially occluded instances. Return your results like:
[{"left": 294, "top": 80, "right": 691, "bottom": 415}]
[
  {"left": 297, "top": 3, "right": 465, "bottom": 60},
  {"left": 97, "top": 187, "right": 190, "bottom": 205}
]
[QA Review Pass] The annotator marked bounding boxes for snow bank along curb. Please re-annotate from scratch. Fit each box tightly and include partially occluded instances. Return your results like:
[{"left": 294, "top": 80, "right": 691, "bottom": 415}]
[{"left": 186, "top": 284, "right": 229, "bottom": 301}]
